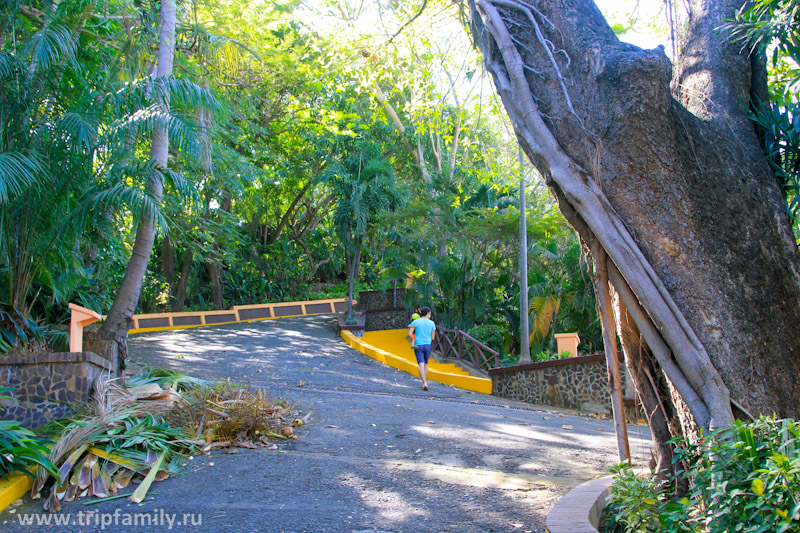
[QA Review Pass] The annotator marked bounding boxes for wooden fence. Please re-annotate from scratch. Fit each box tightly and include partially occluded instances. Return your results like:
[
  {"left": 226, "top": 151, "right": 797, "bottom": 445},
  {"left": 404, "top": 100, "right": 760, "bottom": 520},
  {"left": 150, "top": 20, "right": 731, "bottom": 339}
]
[{"left": 432, "top": 326, "right": 500, "bottom": 372}]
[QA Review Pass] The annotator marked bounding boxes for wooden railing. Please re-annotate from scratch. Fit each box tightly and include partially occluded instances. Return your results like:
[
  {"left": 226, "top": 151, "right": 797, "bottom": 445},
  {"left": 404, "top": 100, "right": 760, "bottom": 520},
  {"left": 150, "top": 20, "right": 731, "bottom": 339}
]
[{"left": 432, "top": 326, "right": 500, "bottom": 372}]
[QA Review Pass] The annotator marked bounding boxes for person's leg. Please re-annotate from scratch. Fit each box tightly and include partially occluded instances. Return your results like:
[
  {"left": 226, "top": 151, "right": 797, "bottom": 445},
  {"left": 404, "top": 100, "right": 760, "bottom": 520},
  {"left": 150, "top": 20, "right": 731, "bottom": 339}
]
[
  {"left": 420, "top": 345, "right": 431, "bottom": 390},
  {"left": 414, "top": 347, "right": 428, "bottom": 389}
]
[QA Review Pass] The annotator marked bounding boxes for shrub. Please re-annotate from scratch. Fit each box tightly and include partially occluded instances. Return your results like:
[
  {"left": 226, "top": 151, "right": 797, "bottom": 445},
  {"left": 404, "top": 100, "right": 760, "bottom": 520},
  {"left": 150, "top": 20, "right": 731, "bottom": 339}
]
[
  {"left": 498, "top": 354, "right": 519, "bottom": 367},
  {"left": 467, "top": 324, "right": 508, "bottom": 355},
  {"left": 605, "top": 417, "right": 800, "bottom": 533},
  {"left": 533, "top": 350, "right": 571, "bottom": 362},
  {"left": 604, "top": 464, "right": 670, "bottom": 532}
]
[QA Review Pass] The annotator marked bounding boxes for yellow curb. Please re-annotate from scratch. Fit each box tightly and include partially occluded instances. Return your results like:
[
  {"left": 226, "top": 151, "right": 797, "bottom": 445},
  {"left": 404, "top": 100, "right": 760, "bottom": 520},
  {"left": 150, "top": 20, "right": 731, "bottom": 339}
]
[
  {"left": 0, "top": 473, "right": 32, "bottom": 513},
  {"left": 340, "top": 330, "right": 492, "bottom": 394}
]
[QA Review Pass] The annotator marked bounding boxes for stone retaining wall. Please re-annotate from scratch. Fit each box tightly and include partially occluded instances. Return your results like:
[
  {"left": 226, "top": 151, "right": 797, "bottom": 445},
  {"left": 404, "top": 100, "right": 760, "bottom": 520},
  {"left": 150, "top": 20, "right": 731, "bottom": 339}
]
[
  {"left": 356, "top": 289, "right": 407, "bottom": 311},
  {"left": 489, "top": 355, "right": 638, "bottom": 418},
  {"left": 365, "top": 308, "right": 412, "bottom": 331},
  {"left": 0, "top": 352, "right": 113, "bottom": 428}
]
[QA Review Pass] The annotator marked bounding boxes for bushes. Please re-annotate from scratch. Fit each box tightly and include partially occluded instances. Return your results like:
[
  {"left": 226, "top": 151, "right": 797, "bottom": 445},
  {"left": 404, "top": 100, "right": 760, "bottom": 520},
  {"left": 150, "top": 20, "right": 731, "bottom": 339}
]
[
  {"left": 466, "top": 324, "right": 508, "bottom": 355},
  {"left": 605, "top": 417, "right": 800, "bottom": 532},
  {"left": 534, "top": 350, "right": 571, "bottom": 362}
]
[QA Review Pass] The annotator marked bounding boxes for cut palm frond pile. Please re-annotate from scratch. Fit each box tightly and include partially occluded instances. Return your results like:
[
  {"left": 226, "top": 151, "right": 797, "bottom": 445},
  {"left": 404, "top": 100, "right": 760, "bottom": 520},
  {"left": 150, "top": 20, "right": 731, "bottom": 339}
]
[
  {"left": 171, "top": 380, "right": 309, "bottom": 449},
  {"left": 31, "top": 368, "right": 306, "bottom": 512}
]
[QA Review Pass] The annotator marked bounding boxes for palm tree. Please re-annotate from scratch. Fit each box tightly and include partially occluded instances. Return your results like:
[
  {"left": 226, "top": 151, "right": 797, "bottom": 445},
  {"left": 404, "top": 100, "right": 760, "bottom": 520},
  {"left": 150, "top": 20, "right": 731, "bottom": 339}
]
[
  {"left": 96, "top": 0, "right": 176, "bottom": 366},
  {"left": 331, "top": 146, "right": 405, "bottom": 322}
]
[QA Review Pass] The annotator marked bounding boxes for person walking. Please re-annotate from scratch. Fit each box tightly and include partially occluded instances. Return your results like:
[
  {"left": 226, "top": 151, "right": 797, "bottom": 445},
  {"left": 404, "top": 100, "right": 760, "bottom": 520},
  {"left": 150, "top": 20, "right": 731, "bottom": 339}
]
[{"left": 408, "top": 307, "right": 436, "bottom": 391}]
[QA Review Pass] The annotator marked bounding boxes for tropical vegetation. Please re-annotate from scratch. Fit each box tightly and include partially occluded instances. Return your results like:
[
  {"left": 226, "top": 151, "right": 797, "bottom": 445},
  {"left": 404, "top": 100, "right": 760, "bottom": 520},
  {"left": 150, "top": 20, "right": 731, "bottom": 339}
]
[
  {"left": 605, "top": 417, "right": 800, "bottom": 533},
  {"left": 0, "top": 0, "right": 603, "bottom": 361}
]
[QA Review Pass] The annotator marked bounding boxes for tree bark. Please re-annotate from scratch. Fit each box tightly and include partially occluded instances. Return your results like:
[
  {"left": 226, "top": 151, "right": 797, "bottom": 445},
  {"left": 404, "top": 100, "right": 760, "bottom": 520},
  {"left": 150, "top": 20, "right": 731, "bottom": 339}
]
[
  {"left": 345, "top": 234, "right": 362, "bottom": 322},
  {"left": 98, "top": 0, "right": 176, "bottom": 368},
  {"left": 162, "top": 235, "right": 174, "bottom": 286},
  {"left": 172, "top": 249, "right": 193, "bottom": 312},
  {"left": 206, "top": 262, "right": 223, "bottom": 309},
  {"left": 592, "top": 244, "right": 630, "bottom": 462},
  {"left": 469, "top": 0, "right": 800, "bottom": 459},
  {"left": 613, "top": 290, "right": 684, "bottom": 482}
]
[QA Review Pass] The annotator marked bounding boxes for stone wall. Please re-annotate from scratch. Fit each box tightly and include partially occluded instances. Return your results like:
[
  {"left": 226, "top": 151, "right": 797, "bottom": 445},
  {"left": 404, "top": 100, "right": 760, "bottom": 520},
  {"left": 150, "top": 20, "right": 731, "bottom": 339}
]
[
  {"left": 489, "top": 354, "right": 639, "bottom": 418},
  {"left": 356, "top": 289, "right": 407, "bottom": 311},
  {"left": 365, "top": 309, "right": 413, "bottom": 331},
  {"left": 0, "top": 352, "right": 114, "bottom": 428}
]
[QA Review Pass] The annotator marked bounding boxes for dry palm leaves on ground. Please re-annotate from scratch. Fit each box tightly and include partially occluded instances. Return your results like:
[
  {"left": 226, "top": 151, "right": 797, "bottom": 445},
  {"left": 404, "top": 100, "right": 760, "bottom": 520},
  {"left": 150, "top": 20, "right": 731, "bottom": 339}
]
[{"left": 32, "top": 368, "right": 308, "bottom": 512}]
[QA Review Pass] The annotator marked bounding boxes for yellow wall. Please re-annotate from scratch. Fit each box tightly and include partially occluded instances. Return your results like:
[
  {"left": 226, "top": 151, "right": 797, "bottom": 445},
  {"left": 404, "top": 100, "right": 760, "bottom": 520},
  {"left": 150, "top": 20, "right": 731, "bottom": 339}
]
[{"left": 340, "top": 330, "right": 492, "bottom": 394}]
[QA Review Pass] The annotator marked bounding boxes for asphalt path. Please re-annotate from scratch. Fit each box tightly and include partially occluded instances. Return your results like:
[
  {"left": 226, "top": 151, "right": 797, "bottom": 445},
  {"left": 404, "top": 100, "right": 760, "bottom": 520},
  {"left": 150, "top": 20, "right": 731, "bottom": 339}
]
[{"left": 1, "top": 315, "right": 652, "bottom": 532}]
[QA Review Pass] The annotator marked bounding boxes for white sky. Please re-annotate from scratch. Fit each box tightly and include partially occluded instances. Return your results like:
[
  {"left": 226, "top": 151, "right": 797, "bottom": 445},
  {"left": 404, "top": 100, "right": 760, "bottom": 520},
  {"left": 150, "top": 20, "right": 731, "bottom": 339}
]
[{"left": 595, "top": 0, "right": 671, "bottom": 50}]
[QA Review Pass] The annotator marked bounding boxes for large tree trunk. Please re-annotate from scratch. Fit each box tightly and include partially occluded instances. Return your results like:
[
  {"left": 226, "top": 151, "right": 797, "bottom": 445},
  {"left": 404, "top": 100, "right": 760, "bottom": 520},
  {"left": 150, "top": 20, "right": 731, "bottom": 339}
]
[
  {"left": 469, "top": 0, "right": 800, "bottom": 462},
  {"left": 98, "top": 0, "right": 176, "bottom": 368}
]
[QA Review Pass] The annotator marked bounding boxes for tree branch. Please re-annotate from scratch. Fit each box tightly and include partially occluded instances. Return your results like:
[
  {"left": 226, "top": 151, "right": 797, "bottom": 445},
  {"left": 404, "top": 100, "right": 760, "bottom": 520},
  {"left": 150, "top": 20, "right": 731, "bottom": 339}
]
[{"left": 383, "top": 0, "right": 428, "bottom": 48}]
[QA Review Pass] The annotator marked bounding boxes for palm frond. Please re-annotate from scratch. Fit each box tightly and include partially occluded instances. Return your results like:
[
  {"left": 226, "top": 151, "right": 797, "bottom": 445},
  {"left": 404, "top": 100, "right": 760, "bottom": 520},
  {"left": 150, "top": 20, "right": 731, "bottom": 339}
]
[
  {"left": 153, "top": 77, "right": 218, "bottom": 114},
  {"left": 23, "top": 24, "right": 79, "bottom": 75},
  {"left": 178, "top": 22, "right": 263, "bottom": 64},
  {"left": 529, "top": 295, "right": 561, "bottom": 346},
  {"left": 57, "top": 112, "right": 99, "bottom": 153},
  {"left": 79, "top": 165, "right": 170, "bottom": 232},
  {"left": 0, "top": 152, "right": 44, "bottom": 202},
  {"left": 162, "top": 169, "right": 200, "bottom": 206},
  {"left": 165, "top": 111, "right": 202, "bottom": 155},
  {"left": 0, "top": 49, "right": 23, "bottom": 79},
  {"left": 104, "top": 106, "right": 201, "bottom": 155}
]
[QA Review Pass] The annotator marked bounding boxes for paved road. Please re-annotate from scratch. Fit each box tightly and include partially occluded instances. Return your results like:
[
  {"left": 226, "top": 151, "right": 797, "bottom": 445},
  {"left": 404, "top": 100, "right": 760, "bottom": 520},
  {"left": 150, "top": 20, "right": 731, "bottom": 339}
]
[{"left": 1, "top": 316, "right": 651, "bottom": 532}]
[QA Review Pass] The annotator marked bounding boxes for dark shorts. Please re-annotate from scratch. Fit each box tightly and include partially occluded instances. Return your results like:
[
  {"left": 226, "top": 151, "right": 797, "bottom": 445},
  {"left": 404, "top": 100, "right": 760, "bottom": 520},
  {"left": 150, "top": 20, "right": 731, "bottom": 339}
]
[{"left": 414, "top": 344, "right": 432, "bottom": 364}]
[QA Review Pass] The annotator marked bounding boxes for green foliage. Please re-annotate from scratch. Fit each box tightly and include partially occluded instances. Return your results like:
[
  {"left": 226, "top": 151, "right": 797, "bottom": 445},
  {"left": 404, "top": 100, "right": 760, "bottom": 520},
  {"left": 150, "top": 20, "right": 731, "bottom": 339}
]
[
  {"left": 605, "top": 463, "right": 670, "bottom": 533},
  {"left": 606, "top": 417, "right": 800, "bottom": 533},
  {"left": 0, "top": 306, "right": 41, "bottom": 352},
  {"left": 498, "top": 354, "right": 519, "bottom": 367},
  {"left": 0, "top": 305, "right": 67, "bottom": 353},
  {"left": 466, "top": 323, "right": 509, "bottom": 355},
  {"left": 0, "top": 0, "right": 601, "bottom": 357},
  {"left": 0, "top": 387, "right": 59, "bottom": 479},
  {"left": 751, "top": 100, "right": 800, "bottom": 231},
  {"left": 728, "top": 0, "right": 800, "bottom": 103},
  {"left": 727, "top": 0, "right": 800, "bottom": 236},
  {"left": 0, "top": 0, "right": 210, "bottom": 324},
  {"left": 125, "top": 366, "right": 214, "bottom": 392},
  {"left": 526, "top": 234, "right": 602, "bottom": 354},
  {"left": 533, "top": 350, "right": 571, "bottom": 362}
]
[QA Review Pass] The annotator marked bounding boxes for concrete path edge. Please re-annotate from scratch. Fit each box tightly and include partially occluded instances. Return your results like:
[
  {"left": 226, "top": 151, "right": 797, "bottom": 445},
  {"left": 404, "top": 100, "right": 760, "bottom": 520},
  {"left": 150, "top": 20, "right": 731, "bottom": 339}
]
[{"left": 545, "top": 475, "right": 613, "bottom": 533}]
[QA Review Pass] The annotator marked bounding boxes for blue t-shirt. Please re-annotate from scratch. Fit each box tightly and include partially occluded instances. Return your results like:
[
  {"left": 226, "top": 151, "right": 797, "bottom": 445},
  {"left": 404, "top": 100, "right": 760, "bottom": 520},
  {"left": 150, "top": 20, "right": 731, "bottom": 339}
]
[{"left": 409, "top": 317, "right": 436, "bottom": 346}]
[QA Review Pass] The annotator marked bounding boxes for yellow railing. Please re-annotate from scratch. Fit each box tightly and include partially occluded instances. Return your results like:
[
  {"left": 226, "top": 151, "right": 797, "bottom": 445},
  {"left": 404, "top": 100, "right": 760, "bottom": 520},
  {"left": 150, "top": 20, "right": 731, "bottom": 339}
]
[{"left": 128, "top": 298, "right": 352, "bottom": 333}]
